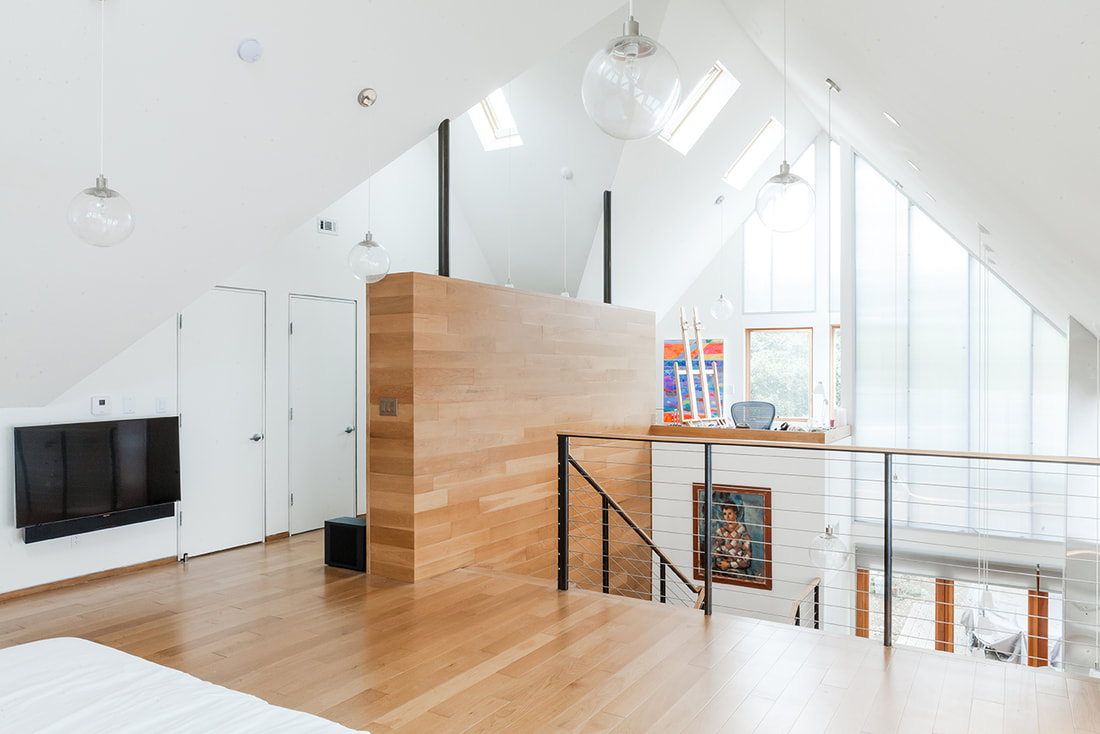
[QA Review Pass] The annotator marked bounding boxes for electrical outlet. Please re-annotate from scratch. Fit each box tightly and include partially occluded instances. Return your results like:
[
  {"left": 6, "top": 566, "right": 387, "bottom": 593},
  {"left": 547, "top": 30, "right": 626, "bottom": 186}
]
[
  {"left": 379, "top": 397, "right": 398, "bottom": 416},
  {"left": 70, "top": 534, "right": 81, "bottom": 547},
  {"left": 123, "top": 395, "right": 137, "bottom": 414}
]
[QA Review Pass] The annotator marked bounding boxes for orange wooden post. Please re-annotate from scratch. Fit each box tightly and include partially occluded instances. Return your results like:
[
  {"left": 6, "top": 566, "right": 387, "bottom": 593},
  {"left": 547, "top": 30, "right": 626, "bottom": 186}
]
[
  {"left": 1028, "top": 589, "right": 1049, "bottom": 667},
  {"left": 935, "top": 578, "right": 955, "bottom": 652},
  {"left": 856, "top": 568, "right": 870, "bottom": 638}
]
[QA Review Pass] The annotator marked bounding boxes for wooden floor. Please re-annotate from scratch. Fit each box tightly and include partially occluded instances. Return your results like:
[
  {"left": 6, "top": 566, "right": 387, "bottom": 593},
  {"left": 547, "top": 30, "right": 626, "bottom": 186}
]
[{"left": 0, "top": 533, "right": 1095, "bottom": 734}]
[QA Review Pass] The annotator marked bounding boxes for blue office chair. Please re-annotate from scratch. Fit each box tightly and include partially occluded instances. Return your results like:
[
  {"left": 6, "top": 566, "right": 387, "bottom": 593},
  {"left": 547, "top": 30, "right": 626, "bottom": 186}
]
[{"left": 731, "top": 401, "right": 776, "bottom": 430}]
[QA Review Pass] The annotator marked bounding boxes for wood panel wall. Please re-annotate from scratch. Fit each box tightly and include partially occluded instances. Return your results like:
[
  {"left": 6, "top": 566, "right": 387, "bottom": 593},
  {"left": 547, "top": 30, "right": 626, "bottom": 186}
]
[{"left": 368, "top": 273, "right": 654, "bottom": 584}]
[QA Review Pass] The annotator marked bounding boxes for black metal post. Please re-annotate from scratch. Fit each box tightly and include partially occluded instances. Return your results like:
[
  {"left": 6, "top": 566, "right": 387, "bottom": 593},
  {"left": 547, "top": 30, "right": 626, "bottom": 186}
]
[
  {"left": 814, "top": 584, "right": 821, "bottom": 630},
  {"left": 557, "top": 434, "right": 569, "bottom": 591},
  {"left": 659, "top": 561, "right": 667, "bottom": 603},
  {"left": 884, "top": 453, "right": 893, "bottom": 647},
  {"left": 437, "top": 119, "right": 450, "bottom": 277},
  {"left": 603, "top": 190, "right": 612, "bottom": 304},
  {"left": 602, "top": 494, "right": 610, "bottom": 594},
  {"left": 703, "top": 443, "right": 713, "bottom": 616}
]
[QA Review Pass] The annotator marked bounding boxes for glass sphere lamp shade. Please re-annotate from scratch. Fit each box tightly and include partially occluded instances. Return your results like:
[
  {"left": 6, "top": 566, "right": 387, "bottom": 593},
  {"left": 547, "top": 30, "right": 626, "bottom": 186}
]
[
  {"left": 348, "top": 232, "right": 391, "bottom": 283},
  {"left": 581, "top": 19, "right": 681, "bottom": 140},
  {"left": 710, "top": 294, "right": 733, "bottom": 320},
  {"left": 809, "top": 525, "right": 849, "bottom": 571},
  {"left": 755, "top": 161, "right": 815, "bottom": 233},
  {"left": 68, "top": 175, "right": 134, "bottom": 246}
]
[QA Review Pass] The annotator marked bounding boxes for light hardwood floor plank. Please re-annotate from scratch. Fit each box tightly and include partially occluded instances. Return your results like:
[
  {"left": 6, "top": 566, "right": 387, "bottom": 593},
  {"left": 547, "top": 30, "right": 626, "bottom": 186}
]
[{"left": 0, "top": 532, "right": 1092, "bottom": 734}]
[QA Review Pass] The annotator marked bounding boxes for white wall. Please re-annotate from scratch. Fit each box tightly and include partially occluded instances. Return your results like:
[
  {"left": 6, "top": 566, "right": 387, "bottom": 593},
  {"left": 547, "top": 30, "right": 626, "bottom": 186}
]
[
  {"left": 0, "top": 321, "right": 179, "bottom": 594},
  {"left": 651, "top": 443, "right": 854, "bottom": 631},
  {"left": 0, "top": 136, "right": 496, "bottom": 594}
]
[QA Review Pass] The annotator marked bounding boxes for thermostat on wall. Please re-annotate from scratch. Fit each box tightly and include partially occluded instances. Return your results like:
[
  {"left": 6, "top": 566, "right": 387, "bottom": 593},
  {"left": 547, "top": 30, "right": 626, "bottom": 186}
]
[{"left": 91, "top": 396, "right": 111, "bottom": 416}]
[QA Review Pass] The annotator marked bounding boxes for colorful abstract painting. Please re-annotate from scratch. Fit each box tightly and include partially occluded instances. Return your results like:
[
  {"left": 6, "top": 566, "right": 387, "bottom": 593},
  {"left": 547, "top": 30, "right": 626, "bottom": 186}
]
[{"left": 662, "top": 340, "right": 724, "bottom": 423}]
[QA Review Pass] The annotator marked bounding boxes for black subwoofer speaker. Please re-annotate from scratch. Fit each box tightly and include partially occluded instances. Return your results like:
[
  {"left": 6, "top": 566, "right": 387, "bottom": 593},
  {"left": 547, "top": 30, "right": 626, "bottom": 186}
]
[{"left": 324, "top": 516, "right": 367, "bottom": 572}]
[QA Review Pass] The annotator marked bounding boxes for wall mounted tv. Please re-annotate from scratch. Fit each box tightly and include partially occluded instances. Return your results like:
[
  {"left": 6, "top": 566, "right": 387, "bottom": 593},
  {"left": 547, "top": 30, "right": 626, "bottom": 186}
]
[{"left": 14, "top": 417, "right": 180, "bottom": 543}]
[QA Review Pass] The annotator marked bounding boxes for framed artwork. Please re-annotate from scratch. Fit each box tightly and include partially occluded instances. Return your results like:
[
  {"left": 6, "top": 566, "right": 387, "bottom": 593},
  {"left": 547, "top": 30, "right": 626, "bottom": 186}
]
[
  {"left": 692, "top": 483, "right": 772, "bottom": 590},
  {"left": 662, "top": 340, "right": 724, "bottom": 423}
]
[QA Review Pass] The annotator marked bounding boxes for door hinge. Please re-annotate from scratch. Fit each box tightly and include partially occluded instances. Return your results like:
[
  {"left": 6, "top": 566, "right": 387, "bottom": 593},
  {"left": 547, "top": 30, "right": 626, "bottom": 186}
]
[
  {"left": 177, "top": 314, "right": 183, "bottom": 329},
  {"left": 289, "top": 322, "right": 294, "bottom": 335},
  {"left": 178, "top": 511, "right": 182, "bottom": 526},
  {"left": 289, "top": 407, "right": 294, "bottom": 420},
  {"left": 290, "top": 493, "right": 294, "bottom": 507}
]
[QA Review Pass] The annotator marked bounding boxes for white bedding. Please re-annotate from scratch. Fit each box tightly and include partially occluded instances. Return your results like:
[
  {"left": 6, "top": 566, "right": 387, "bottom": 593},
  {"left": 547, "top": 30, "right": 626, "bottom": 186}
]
[{"left": 0, "top": 637, "right": 366, "bottom": 733}]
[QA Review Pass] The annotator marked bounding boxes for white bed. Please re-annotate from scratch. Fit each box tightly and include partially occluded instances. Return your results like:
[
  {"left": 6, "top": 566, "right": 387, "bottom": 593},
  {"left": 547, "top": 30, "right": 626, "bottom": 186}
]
[{"left": 0, "top": 637, "right": 366, "bottom": 733}]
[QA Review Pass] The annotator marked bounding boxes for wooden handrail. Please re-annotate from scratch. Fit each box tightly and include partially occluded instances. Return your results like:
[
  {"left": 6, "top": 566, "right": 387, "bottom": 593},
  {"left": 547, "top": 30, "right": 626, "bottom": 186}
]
[
  {"left": 558, "top": 430, "right": 1100, "bottom": 467},
  {"left": 568, "top": 456, "right": 702, "bottom": 599},
  {"left": 787, "top": 577, "right": 822, "bottom": 625}
]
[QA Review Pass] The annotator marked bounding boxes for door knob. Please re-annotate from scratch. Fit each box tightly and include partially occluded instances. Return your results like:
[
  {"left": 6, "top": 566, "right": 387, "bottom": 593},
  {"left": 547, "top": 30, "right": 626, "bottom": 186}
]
[
  {"left": 344, "top": 426, "right": 355, "bottom": 433},
  {"left": 250, "top": 433, "right": 264, "bottom": 442}
]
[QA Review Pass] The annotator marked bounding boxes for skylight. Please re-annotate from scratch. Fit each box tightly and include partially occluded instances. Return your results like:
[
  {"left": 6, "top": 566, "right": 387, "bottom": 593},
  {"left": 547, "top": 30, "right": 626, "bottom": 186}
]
[
  {"left": 659, "top": 60, "right": 741, "bottom": 155},
  {"left": 722, "top": 117, "right": 784, "bottom": 190},
  {"left": 468, "top": 88, "right": 523, "bottom": 152}
]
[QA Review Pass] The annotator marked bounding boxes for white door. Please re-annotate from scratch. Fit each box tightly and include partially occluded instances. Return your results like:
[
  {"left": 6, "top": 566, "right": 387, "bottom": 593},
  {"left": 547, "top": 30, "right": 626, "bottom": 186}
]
[
  {"left": 179, "top": 288, "right": 266, "bottom": 556},
  {"left": 289, "top": 295, "right": 357, "bottom": 534}
]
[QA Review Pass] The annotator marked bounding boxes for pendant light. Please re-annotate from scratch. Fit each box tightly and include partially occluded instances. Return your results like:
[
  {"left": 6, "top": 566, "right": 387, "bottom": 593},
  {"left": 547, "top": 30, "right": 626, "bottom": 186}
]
[
  {"left": 68, "top": 0, "right": 134, "bottom": 246},
  {"left": 755, "top": 0, "right": 814, "bottom": 233},
  {"left": 710, "top": 195, "right": 733, "bottom": 320},
  {"left": 581, "top": 0, "right": 681, "bottom": 140},
  {"left": 809, "top": 525, "right": 848, "bottom": 571},
  {"left": 348, "top": 89, "right": 391, "bottom": 283}
]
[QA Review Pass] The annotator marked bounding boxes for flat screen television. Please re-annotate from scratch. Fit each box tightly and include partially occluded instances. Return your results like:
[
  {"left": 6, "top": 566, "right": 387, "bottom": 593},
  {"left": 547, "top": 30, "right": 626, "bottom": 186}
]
[{"left": 14, "top": 417, "right": 180, "bottom": 543}]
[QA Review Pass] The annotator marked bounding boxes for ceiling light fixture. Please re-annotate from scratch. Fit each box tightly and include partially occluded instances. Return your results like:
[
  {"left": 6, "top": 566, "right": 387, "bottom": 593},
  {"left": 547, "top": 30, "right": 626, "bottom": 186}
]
[
  {"left": 882, "top": 111, "right": 900, "bottom": 127},
  {"left": 710, "top": 195, "right": 733, "bottom": 320},
  {"left": 348, "top": 90, "right": 390, "bottom": 284},
  {"left": 581, "top": 0, "right": 681, "bottom": 140},
  {"left": 68, "top": 0, "right": 134, "bottom": 247},
  {"left": 755, "top": 0, "right": 815, "bottom": 233}
]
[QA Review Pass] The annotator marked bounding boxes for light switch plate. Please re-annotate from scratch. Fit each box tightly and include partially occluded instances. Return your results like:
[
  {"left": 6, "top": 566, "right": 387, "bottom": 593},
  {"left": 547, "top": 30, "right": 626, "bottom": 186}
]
[
  {"left": 91, "top": 396, "right": 111, "bottom": 416},
  {"left": 379, "top": 397, "right": 398, "bottom": 416},
  {"left": 155, "top": 397, "right": 169, "bottom": 414}
]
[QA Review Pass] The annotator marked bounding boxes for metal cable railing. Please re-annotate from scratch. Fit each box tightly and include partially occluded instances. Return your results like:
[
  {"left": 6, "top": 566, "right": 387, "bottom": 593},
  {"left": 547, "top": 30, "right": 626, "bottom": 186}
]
[{"left": 557, "top": 431, "right": 1100, "bottom": 675}]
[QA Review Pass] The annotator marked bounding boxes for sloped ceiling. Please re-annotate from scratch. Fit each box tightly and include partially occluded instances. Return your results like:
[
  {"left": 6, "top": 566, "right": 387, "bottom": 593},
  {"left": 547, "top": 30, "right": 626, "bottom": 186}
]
[
  {"left": 0, "top": 0, "right": 619, "bottom": 407},
  {"left": 723, "top": 0, "right": 1100, "bottom": 329}
]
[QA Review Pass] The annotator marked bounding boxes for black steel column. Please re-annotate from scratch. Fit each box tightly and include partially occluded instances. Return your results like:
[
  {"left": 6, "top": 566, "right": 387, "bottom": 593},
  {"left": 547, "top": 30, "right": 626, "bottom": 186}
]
[
  {"left": 884, "top": 453, "right": 893, "bottom": 647},
  {"left": 557, "top": 435, "right": 569, "bottom": 590},
  {"left": 659, "top": 562, "right": 667, "bottom": 603},
  {"left": 437, "top": 119, "right": 450, "bottom": 277},
  {"left": 602, "top": 495, "right": 610, "bottom": 594},
  {"left": 603, "top": 190, "right": 612, "bottom": 304},
  {"left": 814, "top": 584, "right": 821, "bottom": 630},
  {"left": 703, "top": 443, "right": 713, "bottom": 616}
]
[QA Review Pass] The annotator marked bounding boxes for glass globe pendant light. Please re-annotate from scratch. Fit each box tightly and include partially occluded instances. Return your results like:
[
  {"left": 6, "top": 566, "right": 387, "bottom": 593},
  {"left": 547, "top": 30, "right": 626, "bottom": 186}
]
[
  {"left": 69, "top": 0, "right": 134, "bottom": 246},
  {"left": 756, "top": 0, "right": 814, "bottom": 233},
  {"left": 348, "top": 91, "right": 390, "bottom": 284},
  {"left": 581, "top": 0, "right": 681, "bottom": 140},
  {"left": 809, "top": 524, "right": 848, "bottom": 571},
  {"left": 348, "top": 232, "right": 390, "bottom": 283}
]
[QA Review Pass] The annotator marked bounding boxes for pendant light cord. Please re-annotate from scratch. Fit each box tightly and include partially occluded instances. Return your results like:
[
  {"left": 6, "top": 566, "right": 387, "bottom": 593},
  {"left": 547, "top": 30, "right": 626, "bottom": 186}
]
[
  {"left": 506, "top": 84, "right": 513, "bottom": 285},
  {"left": 782, "top": 0, "right": 788, "bottom": 162},
  {"left": 99, "top": 0, "right": 105, "bottom": 176},
  {"left": 366, "top": 119, "right": 373, "bottom": 232},
  {"left": 629, "top": 0, "right": 634, "bottom": 19},
  {"left": 562, "top": 177, "right": 568, "bottom": 293}
]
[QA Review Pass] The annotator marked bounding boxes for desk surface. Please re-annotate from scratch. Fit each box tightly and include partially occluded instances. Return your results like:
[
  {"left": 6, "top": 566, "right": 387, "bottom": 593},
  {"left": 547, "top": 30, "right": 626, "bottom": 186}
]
[{"left": 649, "top": 423, "right": 852, "bottom": 444}]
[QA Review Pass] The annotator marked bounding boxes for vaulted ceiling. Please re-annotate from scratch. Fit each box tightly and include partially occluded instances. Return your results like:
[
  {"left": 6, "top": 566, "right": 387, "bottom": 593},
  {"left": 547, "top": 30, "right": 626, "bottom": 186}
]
[
  {"left": 0, "top": 0, "right": 619, "bottom": 407},
  {"left": 5, "top": 0, "right": 1099, "bottom": 408},
  {"left": 724, "top": 0, "right": 1100, "bottom": 328}
]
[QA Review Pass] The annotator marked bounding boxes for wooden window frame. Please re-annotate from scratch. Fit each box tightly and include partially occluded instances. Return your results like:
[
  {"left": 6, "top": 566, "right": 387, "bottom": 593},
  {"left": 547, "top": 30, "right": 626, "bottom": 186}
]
[{"left": 745, "top": 327, "right": 814, "bottom": 422}]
